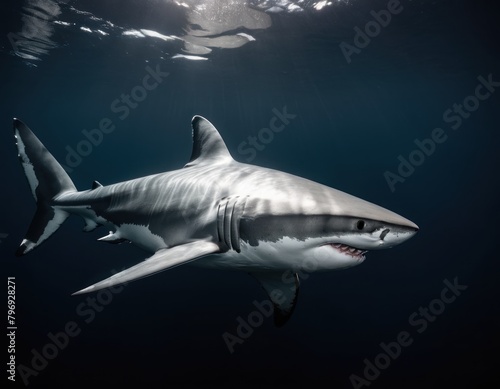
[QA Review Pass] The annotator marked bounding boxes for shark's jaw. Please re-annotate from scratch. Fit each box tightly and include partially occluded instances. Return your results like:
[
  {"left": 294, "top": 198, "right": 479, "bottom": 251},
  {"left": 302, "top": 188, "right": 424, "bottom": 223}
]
[{"left": 327, "top": 243, "right": 367, "bottom": 260}]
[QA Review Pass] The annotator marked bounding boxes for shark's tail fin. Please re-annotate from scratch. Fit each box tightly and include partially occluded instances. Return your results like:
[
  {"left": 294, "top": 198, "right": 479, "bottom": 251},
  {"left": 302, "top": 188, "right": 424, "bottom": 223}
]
[{"left": 13, "top": 118, "right": 77, "bottom": 256}]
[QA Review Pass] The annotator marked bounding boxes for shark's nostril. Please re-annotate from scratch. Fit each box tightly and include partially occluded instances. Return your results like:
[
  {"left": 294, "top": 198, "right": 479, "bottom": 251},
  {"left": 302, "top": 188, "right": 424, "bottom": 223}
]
[{"left": 380, "top": 229, "right": 390, "bottom": 241}]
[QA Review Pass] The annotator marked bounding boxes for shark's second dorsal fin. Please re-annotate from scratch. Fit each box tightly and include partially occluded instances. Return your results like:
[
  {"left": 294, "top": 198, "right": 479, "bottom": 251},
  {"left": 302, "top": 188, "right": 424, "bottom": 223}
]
[
  {"left": 185, "top": 116, "right": 233, "bottom": 167},
  {"left": 91, "top": 180, "right": 103, "bottom": 189}
]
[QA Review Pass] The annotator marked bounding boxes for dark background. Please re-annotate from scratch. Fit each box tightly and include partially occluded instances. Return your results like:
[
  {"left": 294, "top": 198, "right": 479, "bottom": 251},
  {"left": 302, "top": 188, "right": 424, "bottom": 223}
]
[{"left": 1, "top": 0, "right": 499, "bottom": 387}]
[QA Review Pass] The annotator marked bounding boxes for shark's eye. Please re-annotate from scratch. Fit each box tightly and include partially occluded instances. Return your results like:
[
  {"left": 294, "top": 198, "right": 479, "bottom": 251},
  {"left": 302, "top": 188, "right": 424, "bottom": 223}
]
[{"left": 356, "top": 220, "right": 365, "bottom": 230}]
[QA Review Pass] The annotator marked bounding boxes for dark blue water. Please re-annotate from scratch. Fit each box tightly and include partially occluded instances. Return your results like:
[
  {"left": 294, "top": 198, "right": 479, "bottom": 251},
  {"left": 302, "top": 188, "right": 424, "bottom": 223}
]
[{"left": 1, "top": 1, "right": 499, "bottom": 387}]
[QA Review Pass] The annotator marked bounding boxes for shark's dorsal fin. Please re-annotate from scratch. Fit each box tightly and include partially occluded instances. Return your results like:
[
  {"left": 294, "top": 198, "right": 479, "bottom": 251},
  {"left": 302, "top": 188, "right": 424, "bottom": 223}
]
[
  {"left": 91, "top": 180, "right": 103, "bottom": 189},
  {"left": 185, "top": 116, "right": 233, "bottom": 167}
]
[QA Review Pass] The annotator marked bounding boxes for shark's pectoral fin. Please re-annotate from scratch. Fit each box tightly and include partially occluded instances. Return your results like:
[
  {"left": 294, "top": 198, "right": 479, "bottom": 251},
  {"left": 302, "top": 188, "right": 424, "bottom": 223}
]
[
  {"left": 97, "top": 231, "right": 129, "bottom": 244},
  {"left": 72, "top": 240, "right": 220, "bottom": 295},
  {"left": 250, "top": 271, "right": 300, "bottom": 327}
]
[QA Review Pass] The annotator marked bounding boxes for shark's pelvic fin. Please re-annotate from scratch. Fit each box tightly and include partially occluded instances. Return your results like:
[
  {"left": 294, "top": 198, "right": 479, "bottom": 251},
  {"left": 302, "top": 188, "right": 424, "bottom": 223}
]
[
  {"left": 72, "top": 240, "right": 220, "bottom": 295},
  {"left": 13, "top": 119, "right": 77, "bottom": 256},
  {"left": 251, "top": 271, "right": 300, "bottom": 327},
  {"left": 184, "top": 116, "right": 233, "bottom": 167},
  {"left": 97, "top": 231, "right": 128, "bottom": 244},
  {"left": 83, "top": 218, "right": 99, "bottom": 233}
]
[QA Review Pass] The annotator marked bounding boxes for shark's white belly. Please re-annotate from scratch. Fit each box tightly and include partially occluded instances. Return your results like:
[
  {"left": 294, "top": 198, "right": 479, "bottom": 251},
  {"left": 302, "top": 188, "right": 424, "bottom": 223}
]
[{"left": 194, "top": 236, "right": 366, "bottom": 272}]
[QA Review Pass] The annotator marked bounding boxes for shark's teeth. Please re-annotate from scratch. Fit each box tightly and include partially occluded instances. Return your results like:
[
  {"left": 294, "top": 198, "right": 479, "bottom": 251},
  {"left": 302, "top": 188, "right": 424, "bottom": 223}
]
[{"left": 329, "top": 243, "right": 366, "bottom": 258}]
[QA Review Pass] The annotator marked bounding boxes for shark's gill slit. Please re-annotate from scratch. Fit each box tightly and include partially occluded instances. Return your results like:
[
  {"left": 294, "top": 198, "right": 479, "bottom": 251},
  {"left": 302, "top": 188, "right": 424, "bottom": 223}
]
[
  {"left": 230, "top": 196, "right": 247, "bottom": 253},
  {"left": 216, "top": 198, "right": 228, "bottom": 244},
  {"left": 217, "top": 195, "right": 246, "bottom": 253}
]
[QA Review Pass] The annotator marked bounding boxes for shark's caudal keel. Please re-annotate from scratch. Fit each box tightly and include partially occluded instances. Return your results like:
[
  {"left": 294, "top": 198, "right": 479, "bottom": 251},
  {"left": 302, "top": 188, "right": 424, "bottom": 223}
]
[{"left": 13, "top": 116, "right": 418, "bottom": 326}]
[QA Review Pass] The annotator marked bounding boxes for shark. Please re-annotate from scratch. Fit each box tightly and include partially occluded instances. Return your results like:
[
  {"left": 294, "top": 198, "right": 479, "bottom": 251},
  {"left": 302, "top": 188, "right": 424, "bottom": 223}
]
[{"left": 13, "top": 116, "right": 418, "bottom": 326}]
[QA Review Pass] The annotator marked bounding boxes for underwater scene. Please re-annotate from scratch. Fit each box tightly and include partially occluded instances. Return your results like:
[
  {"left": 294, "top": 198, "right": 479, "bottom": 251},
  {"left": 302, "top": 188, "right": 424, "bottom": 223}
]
[{"left": 1, "top": 0, "right": 499, "bottom": 388}]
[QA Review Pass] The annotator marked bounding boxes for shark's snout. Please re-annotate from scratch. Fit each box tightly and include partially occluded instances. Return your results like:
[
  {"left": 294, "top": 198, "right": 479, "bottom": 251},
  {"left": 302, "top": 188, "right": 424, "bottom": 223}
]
[{"left": 378, "top": 223, "right": 418, "bottom": 249}]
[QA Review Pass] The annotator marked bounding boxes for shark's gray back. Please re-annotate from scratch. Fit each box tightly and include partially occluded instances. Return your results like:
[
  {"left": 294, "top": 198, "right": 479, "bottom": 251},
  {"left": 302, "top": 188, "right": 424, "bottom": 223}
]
[{"left": 56, "top": 157, "right": 411, "bottom": 250}]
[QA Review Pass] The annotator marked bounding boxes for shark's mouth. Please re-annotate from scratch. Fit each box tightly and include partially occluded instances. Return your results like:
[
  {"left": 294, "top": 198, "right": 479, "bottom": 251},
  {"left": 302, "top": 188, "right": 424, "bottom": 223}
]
[{"left": 329, "top": 243, "right": 367, "bottom": 259}]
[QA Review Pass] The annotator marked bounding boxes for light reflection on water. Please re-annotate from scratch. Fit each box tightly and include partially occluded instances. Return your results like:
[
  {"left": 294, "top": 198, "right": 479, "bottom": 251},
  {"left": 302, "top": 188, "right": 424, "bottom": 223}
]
[{"left": 8, "top": 0, "right": 339, "bottom": 65}]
